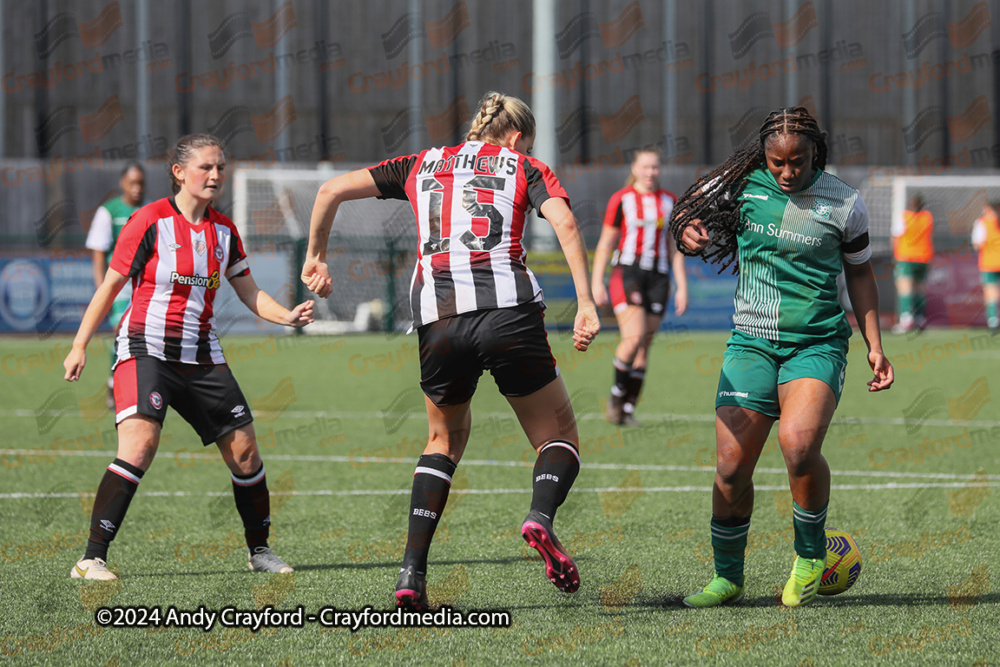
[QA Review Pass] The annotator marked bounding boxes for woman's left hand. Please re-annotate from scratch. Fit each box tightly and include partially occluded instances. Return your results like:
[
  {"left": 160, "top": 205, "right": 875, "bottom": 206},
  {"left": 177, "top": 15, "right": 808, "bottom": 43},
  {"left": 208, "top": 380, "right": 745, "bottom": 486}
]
[
  {"left": 866, "top": 350, "right": 894, "bottom": 391},
  {"left": 285, "top": 300, "right": 315, "bottom": 328}
]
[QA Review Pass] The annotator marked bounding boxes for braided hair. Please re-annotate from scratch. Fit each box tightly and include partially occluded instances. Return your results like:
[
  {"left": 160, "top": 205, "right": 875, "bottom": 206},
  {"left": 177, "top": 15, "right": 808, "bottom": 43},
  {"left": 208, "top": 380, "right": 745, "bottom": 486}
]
[
  {"left": 669, "top": 106, "right": 828, "bottom": 272},
  {"left": 466, "top": 91, "right": 535, "bottom": 145}
]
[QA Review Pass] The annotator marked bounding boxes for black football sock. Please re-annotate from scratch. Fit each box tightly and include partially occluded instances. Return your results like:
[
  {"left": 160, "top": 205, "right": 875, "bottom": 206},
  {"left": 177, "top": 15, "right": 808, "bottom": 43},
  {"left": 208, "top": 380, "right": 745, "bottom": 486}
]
[
  {"left": 232, "top": 464, "right": 270, "bottom": 552},
  {"left": 612, "top": 357, "right": 631, "bottom": 397},
  {"left": 84, "top": 458, "right": 144, "bottom": 561},
  {"left": 623, "top": 367, "right": 646, "bottom": 413},
  {"left": 529, "top": 441, "right": 581, "bottom": 521},
  {"left": 401, "top": 453, "right": 457, "bottom": 574}
]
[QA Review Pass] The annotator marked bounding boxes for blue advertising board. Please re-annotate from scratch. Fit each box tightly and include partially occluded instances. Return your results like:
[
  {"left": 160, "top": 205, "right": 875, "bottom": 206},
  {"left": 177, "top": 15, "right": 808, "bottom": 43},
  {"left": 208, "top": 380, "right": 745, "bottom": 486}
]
[{"left": 0, "top": 255, "right": 99, "bottom": 336}]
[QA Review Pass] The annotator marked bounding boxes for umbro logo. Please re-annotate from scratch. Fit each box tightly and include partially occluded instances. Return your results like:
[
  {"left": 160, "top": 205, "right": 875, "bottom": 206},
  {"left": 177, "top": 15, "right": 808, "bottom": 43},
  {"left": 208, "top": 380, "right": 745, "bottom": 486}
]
[
  {"left": 168, "top": 243, "right": 182, "bottom": 251},
  {"left": 100, "top": 519, "right": 116, "bottom": 533},
  {"left": 231, "top": 405, "right": 246, "bottom": 418}
]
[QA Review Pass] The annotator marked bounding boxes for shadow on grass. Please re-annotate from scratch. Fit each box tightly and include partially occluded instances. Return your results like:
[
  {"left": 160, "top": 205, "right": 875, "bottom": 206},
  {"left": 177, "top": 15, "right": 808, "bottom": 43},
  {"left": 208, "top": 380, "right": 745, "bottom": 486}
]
[
  {"left": 606, "top": 591, "right": 1000, "bottom": 611},
  {"left": 128, "top": 555, "right": 539, "bottom": 577},
  {"left": 294, "top": 555, "right": 534, "bottom": 571}
]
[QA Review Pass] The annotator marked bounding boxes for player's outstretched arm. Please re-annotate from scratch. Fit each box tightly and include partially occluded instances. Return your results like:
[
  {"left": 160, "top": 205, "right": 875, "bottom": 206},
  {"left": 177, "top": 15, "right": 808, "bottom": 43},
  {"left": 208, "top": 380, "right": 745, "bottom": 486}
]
[
  {"left": 540, "top": 196, "right": 600, "bottom": 351},
  {"left": 843, "top": 260, "right": 894, "bottom": 392},
  {"left": 230, "top": 273, "right": 314, "bottom": 328},
  {"left": 302, "top": 169, "right": 382, "bottom": 298},
  {"left": 64, "top": 269, "right": 129, "bottom": 381}
]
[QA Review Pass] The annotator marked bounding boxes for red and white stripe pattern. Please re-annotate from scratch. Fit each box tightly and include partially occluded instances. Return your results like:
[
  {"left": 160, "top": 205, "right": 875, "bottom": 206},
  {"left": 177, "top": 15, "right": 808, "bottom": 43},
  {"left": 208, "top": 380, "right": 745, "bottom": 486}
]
[
  {"left": 112, "top": 358, "right": 139, "bottom": 423},
  {"left": 604, "top": 187, "right": 676, "bottom": 273},
  {"left": 110, "top": 198, "right": 249, "bottom": 366},
  {"left": 108, "top": 461, "right": 142, "bottom": 484},
  {"left": 370, "top": 142, "right": 568, "bottom": 328}
]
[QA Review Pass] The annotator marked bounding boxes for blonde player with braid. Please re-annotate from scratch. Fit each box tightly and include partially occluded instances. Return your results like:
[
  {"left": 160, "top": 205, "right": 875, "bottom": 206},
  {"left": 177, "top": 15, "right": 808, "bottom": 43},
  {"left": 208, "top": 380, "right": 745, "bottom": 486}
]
[
  {"left": 592, "top": 146, "right": 688, "bottom": 425},
  {"left": 302, "top": 92, "right": 600, "bottom": 609},
  {"left": 669, "top": 107, "right": 893, "bottom": 608}
]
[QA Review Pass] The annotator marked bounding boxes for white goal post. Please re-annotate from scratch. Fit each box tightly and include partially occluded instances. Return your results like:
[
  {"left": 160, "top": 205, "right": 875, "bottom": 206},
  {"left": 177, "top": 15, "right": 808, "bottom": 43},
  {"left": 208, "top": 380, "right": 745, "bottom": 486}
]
[
  {"left": 890, "top": 175, "right": 1000, "bottom": 244},
  {"left": 232, "top": 167, "right": 417, "bottom": 335}
]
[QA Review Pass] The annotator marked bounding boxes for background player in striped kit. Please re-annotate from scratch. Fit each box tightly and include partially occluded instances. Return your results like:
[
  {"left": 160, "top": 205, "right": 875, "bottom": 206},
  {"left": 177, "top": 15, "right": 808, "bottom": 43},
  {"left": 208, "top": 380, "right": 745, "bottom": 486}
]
[
  {"left": 669, "top": 107, "right": 893, "bottom": 608},
  {"left": 891, "top": 194, "right": 934, "bottom": 334},
  {"left": 302, "top": 92, "right": 600, "bottom": 609},
  {"left": 85, "top": 161, "right": 146, "bottom": 408},
  {"left": 971, "top": 201, "right": 1000, "bottom": 332},
  {"left": 591, "top": 147, "right": 688, "bottom": 425},
  {"left": 64, "top": 134, "right": 315, "bottom": 580}
]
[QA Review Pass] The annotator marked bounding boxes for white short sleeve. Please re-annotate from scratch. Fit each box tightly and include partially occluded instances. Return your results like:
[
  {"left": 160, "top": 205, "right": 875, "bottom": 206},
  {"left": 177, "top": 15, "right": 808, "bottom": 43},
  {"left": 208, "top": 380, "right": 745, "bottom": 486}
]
[
  {"left": 85, "top": 206, "right": 113, "bottom": 252},
  {"left": 972, "top": 218, "right": 987, "bottom": 246},
  {"left": 890, "top": 211, "right": 906, "bottom": 238},
  {"left": 842, "top": 196, "right": 872, "bottom": 265}
]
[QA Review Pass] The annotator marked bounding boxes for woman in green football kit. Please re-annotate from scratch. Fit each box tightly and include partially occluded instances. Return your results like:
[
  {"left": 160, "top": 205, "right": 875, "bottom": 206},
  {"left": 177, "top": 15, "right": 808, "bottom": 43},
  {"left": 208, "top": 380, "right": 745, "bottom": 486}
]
[{"left": 670, "top": 107, "right": 894, "bottom": 608}]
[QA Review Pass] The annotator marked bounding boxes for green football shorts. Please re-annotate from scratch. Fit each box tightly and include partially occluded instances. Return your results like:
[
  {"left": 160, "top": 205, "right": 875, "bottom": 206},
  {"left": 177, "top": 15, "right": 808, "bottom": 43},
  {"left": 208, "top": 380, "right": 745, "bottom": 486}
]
[
  {"left": 894, "top": 261, "right": 929, "bottom": 281},
  {"left": 715, "top": 330, "right": 849, "bottom": 418},
  {"left": 981, "top": 271, "right": 1000, "bottom": 286}
]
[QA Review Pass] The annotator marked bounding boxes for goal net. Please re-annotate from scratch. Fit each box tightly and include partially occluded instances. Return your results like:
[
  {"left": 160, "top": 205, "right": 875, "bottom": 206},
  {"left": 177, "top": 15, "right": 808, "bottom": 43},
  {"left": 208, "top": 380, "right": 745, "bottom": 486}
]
[
  {"left": 891, "top": 175, "right": 1000, "bottom": 328},
  {"left": 232, "top": 168, "right": 417, "bottom": 334}
]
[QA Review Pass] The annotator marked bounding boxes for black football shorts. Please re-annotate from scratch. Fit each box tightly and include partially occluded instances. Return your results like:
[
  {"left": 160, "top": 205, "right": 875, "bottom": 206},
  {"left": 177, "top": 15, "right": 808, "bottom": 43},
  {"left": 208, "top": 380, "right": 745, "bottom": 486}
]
[
  {"left": 417, "top": 302, "right": 559, "bottom": 406},
  {"left": 113, "top": 356, "right": 254, "bottom": 445},
  {"left": 609, "top": 263, "right": 671, "bottom": 316}
]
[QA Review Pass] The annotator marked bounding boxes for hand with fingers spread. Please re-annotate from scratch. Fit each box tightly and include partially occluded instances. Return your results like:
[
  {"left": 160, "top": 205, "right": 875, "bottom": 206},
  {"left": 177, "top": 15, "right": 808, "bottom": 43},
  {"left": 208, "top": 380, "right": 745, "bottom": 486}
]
[{"left": 285, "top": 300, "right": 315, "bottom": 328}]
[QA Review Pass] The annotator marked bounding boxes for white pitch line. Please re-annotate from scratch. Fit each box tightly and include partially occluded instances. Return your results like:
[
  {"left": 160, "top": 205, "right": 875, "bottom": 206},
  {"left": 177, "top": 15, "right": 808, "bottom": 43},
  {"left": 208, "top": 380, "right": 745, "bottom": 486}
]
[
  {"left": 4, "top": 409, "right": 1000, "bottom": 429},
  {"left": 0, "top": 482, "right": 990, "bottom": 500},
  {"left": 2, "top": 449, "right": 997, "bottom": 481}
]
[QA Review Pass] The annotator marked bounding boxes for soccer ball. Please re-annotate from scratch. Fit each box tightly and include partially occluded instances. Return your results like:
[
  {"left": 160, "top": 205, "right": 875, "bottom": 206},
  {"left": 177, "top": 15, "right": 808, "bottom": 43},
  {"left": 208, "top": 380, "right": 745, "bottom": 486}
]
[{"left": 818, "top": 527, "right": 862, "bottom": 595}]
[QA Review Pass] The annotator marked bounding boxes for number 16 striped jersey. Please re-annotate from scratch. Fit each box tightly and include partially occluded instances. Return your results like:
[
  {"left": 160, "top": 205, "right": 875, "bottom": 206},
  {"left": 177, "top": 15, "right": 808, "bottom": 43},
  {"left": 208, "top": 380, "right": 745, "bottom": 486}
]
[{"left": 369, "top": 141, "right": 570, "bottom": 328}]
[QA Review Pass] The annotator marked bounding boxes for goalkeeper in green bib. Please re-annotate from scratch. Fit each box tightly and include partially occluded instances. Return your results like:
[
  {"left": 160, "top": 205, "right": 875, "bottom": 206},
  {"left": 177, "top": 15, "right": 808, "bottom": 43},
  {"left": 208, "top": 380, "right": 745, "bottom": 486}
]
[
  {"left": 85, "top": 162, "right": 146, "bottom": 408},
  {"left": 670, "top": 107, "right": 894, "bottom": 608}
]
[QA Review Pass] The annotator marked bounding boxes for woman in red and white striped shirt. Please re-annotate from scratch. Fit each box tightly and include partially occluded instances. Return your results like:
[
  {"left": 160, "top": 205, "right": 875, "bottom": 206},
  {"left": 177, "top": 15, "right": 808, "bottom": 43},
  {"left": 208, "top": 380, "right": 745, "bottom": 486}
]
[
  {"left": 592, "top": 147, "right": 688, "bottom": 425},
  {"left": 302, "top": 91, "right": 600, "bottom": 609},
  {"left": 63, "top": 134, "right": 314, "bottom": 580}
]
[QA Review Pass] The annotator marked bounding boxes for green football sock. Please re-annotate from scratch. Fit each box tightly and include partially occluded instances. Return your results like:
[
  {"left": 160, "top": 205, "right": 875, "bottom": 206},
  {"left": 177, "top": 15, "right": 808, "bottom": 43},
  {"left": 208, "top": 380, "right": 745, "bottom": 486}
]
[
  {"left": 897, "top": 293, "right": 913, "bottom": 319},
  {"left": 792, "top": 501, "right": 828, "bottom": 559},
  {"left": 986, "top": 301, "right": 999, "bottom": 327},
  {"left": 711, "top": 516, "right": 750, "bottom": 587}
]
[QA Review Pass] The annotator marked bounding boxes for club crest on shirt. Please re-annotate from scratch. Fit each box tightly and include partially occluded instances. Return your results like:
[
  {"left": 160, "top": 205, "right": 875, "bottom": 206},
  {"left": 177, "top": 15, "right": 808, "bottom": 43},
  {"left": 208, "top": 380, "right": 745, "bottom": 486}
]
[
  {"left": 812, "top": 200, "right": 833, "bottom": 219},
  {"left": 192, "top": 232, "right": 207, "bottom": 256},
  {"left": 215, "top": 246, "right": 224, "bottom": 262},
  {"left": 149, "top": 392, "right": 163, "bottom": 409}
]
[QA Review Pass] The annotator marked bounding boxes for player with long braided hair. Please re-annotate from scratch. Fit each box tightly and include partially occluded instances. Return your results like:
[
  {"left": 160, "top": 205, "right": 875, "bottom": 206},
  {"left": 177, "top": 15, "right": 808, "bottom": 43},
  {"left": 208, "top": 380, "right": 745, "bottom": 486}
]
[
  {"left": 670, "top": 107, "right": 893, "bottom": 608},
  {"left": 302, "top": 92, "right": 600, "bottom": 609}
]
